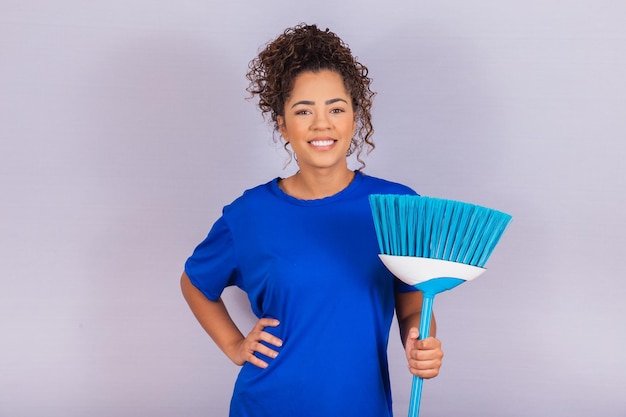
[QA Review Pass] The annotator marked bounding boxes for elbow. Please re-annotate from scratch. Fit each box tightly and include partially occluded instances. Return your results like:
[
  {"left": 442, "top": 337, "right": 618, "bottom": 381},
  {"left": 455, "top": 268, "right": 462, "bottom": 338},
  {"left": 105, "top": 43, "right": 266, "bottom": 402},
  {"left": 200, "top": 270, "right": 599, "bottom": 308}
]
[{"left": 180, "top": 271, "right": 194, "bottom": 299}]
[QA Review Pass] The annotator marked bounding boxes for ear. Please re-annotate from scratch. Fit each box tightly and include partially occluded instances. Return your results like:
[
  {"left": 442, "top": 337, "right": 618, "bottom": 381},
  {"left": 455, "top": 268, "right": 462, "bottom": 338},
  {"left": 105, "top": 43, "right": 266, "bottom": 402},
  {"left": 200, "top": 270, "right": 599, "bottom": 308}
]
[{"left": 277, "top": 115, "right": 287, "bottom": 139}]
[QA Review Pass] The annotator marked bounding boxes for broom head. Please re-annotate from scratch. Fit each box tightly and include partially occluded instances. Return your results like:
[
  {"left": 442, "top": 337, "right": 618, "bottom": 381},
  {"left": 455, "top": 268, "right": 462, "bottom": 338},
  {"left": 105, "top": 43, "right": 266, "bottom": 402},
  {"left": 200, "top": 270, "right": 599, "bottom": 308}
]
[{"left": 369, "top": 194, "right": 512, "bottom": 287}]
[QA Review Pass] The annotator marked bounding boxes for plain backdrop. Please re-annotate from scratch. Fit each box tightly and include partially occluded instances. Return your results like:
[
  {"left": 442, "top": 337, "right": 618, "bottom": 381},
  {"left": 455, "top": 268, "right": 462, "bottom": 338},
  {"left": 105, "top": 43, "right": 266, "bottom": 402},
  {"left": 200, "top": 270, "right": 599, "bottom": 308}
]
[{"left": 1, "top": 1, "right": 625, "bottom": 416}]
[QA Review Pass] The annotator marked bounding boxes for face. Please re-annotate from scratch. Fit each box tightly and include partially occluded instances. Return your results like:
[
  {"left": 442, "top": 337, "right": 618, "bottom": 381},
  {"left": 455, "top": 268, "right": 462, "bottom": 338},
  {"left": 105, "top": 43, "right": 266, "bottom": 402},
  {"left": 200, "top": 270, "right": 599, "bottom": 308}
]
[{"left": 277, "top": 70, "right": 357, "bottom": 173}]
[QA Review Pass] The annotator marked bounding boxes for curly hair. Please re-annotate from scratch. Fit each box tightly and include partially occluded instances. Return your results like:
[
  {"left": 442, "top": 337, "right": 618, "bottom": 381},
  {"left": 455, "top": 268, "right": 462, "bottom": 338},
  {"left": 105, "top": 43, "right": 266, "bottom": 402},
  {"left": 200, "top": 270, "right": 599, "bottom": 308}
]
[{"left": 246, "top": 23, "right": 376, "bottom": 168}]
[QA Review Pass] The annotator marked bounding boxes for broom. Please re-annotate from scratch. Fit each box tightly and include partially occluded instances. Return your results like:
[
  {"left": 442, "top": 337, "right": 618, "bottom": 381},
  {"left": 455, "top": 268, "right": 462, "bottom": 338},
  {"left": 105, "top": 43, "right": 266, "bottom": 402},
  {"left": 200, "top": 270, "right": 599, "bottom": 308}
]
[{"left": 369, "top": 194, "right": 512, "bottom": 417}]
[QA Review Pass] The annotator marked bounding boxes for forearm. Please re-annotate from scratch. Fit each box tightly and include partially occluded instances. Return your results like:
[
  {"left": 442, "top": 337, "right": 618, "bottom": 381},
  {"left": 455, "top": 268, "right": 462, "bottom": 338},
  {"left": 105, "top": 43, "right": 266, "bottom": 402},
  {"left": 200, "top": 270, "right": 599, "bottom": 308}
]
[
  {"left": 180, "top": 272, "right": 245, "bottom": 364},
  {"left": 398, "top": 310, "right": 436, "bottom": 344}
]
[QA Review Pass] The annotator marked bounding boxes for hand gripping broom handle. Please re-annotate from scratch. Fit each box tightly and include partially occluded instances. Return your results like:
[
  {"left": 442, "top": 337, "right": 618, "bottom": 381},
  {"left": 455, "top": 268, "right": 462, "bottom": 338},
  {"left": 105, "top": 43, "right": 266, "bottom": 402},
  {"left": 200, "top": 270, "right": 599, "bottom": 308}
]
[{"left": 407, "top": 292, "right": 435, "bottom": 417}]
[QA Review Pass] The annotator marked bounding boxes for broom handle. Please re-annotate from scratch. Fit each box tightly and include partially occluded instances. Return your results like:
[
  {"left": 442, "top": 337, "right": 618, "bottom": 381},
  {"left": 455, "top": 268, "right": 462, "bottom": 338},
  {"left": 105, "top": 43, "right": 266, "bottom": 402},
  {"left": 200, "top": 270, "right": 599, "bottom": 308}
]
[{"left": 407, "top": 293, "right": 435, "bottom": 417}]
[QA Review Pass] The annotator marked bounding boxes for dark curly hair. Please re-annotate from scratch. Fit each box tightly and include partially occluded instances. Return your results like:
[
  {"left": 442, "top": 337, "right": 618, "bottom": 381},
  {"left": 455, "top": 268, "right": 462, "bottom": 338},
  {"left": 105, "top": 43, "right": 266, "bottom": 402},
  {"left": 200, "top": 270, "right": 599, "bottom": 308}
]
[{"left": 246, "top": 23, "right": 376, "bottom": 168}]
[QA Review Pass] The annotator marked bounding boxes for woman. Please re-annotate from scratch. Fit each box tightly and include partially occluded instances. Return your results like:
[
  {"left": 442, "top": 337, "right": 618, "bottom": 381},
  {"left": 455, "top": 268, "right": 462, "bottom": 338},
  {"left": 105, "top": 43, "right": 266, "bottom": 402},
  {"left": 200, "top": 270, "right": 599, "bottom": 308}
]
[{"left": 181, "top": 23, "right": 443, "bottom": 417}]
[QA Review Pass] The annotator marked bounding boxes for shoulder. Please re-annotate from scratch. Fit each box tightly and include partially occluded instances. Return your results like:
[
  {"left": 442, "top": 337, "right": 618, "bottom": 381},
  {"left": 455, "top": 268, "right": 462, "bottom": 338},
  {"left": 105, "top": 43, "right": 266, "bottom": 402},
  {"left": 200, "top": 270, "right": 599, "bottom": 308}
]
[
  {"left": 357, "top": 172, "right": 419, "bottom": 196},
  {"left": 222, "top": 178, "right": 280, "bottom": 216}
]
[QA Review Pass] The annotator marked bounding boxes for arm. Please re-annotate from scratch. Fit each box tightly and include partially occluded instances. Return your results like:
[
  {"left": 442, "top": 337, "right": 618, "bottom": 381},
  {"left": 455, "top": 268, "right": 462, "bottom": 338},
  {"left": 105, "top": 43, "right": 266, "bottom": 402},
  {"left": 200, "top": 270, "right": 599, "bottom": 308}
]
[
  {"left": 395, "top": 290, "right": 443, "bottom": 379},
  {"left": 180, "top": 272, "right": 282, "bottom": 368}
]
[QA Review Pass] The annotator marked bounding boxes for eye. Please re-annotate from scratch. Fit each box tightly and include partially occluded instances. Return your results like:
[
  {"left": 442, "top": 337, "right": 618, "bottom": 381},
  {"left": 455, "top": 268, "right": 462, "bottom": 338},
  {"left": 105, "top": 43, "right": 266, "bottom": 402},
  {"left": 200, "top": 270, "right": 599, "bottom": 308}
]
[
  {"left": 330, "top": 108, "right": 346, "bottom": 114},
  {"left": 294, "top": 109, "right": 311, "bottom": 116}
]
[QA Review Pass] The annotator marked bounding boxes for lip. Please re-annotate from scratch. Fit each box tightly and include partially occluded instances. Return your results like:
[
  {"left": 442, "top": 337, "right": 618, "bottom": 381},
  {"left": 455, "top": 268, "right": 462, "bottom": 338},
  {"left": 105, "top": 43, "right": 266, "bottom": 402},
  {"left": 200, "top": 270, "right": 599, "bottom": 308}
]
[{"left": 308, "top": 138, "right": 337, "bottom": 148}]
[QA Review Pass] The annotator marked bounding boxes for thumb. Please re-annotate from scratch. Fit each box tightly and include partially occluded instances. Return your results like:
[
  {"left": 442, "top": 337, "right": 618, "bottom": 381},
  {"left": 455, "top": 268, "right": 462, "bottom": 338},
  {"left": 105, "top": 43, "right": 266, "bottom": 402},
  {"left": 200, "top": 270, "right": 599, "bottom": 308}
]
[{"left": 405, "top": 327, "right": 420, "bottom": 350}]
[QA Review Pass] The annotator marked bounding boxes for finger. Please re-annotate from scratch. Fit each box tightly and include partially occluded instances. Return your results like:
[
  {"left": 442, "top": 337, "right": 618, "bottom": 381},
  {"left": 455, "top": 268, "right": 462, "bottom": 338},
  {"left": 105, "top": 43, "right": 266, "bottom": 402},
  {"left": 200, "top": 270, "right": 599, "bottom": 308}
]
[
  {"left": 406, "top": 327, "right": 424, "bottom": 356},
  {"left": 408, "top": 357, "right": 442, "bottom": 379},
  {"left": 240, "top": 339, "right": 275, "bottom": 369},
  {"left": 415, "top": 336, "right": 441, "bottom": 350},
  {"left": 253, "top": 341, "right": 280, "bottom": 360},
  {"left": 408, "top": 356, "right": 442, "bottom": 370},
  {"left": 404, "top": 327, "right": 419, "bottom": 352},
  {"left": 241, "top": 318, "right": 283, "bottom": 369},
  {"left": 245, "top": 352, "right": 270, "bottom": 369},
  {"left": 254, "top": 318, "right": 280, "bottom": 330},
  {"left": 245, "top": 339, "right": 281, "bottom": 369},
  {"left": 259, "top": 331, "right": 283, "bottom": 349},
  {"left": 408, "top": 364, "right": 441, "bottom": 379},
  {"left": 410, "top": 345, "right": 444, "bottom": 361}
]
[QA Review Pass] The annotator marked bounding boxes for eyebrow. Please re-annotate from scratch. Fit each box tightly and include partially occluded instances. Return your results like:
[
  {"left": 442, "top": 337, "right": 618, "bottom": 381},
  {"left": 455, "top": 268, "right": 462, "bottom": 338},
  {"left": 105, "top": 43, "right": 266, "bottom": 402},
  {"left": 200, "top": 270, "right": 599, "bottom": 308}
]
[{"left": 290, "top": 98, "right": 349, "bottom": 108}]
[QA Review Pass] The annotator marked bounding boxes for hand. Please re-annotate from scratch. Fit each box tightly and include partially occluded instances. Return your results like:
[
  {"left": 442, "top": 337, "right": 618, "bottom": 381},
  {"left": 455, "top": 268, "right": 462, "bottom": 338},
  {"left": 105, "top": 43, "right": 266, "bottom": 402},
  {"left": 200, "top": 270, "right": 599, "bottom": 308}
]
[
  {"left": 404, "top": 327, "right": 443, "bottom": 379},
  {"left": 233, "top": 318, "right": 283, "bottom": 368}
]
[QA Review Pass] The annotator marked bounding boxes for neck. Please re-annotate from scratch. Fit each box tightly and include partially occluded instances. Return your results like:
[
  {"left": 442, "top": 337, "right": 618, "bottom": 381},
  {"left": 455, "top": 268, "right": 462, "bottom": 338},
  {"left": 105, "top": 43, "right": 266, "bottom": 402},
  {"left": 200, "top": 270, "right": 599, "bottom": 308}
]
[{"left": 282, "top": 167, "right": 355, "bottom": 200}]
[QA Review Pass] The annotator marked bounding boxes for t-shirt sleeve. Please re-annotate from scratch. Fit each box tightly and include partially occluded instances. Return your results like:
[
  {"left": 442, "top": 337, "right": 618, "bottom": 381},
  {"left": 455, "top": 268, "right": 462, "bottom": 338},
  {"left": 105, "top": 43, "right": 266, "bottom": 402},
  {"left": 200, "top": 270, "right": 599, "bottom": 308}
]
[{"left": 184, "top": 216, "right": 238, "bottom": 301}]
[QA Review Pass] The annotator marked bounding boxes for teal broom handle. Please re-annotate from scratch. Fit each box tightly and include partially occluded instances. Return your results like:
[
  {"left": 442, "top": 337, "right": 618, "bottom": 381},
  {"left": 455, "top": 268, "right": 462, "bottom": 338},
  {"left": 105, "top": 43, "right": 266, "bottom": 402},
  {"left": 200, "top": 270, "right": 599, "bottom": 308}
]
[{"left": 407, "top": 293, "right": 435, "bottom": 417}]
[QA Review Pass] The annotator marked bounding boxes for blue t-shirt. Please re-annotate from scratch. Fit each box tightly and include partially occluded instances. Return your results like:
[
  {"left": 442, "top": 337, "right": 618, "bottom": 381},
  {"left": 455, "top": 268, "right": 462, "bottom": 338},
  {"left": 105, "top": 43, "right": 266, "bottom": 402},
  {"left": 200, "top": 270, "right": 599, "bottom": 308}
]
[{"left": 185, "top": 171, "right": 417, "bottom": 417}]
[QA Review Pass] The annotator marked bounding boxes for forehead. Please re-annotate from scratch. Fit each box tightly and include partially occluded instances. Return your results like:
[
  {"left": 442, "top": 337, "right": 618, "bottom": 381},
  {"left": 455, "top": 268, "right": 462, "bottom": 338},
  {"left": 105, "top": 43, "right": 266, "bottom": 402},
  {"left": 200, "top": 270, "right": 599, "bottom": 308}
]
[{"left": 288, "top": 70, "right": 349, "bottom": 99}]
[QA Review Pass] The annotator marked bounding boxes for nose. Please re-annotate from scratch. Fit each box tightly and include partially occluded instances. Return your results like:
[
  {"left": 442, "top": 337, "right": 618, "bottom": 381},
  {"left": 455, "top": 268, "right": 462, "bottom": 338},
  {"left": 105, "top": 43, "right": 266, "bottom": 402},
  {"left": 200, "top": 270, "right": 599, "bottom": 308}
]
[{"left": 311, "top": 111, "right": 331, "bottom": 130}]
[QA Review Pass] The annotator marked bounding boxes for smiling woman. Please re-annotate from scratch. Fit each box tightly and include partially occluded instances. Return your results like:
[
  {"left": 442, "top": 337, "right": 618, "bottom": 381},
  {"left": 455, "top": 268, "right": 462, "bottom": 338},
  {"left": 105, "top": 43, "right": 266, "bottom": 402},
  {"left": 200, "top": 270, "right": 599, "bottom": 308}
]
[
  {"left": 277, "top": 70, "right": 357, "bottom": 199},
  {"left": 246, "top": 24, "right": 376, "bottom": 168},
  {"left": 180, "top": 23, "right": 443, "bottom": 417}
]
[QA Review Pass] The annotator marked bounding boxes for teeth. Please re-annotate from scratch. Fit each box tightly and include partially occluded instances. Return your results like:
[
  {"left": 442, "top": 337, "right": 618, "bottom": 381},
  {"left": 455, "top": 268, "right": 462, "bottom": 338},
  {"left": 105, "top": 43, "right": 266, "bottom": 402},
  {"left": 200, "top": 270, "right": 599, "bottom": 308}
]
[{"left": 310, "top": 140, "right": 334, "bottom": 146}]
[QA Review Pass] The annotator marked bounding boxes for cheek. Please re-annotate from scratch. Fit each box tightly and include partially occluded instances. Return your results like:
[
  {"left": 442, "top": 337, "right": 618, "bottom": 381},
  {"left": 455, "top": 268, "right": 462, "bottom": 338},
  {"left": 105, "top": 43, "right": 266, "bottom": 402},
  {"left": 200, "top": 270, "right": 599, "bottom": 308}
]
[{"left": 346, "top": 119, "right": 357, "bottom": 137}]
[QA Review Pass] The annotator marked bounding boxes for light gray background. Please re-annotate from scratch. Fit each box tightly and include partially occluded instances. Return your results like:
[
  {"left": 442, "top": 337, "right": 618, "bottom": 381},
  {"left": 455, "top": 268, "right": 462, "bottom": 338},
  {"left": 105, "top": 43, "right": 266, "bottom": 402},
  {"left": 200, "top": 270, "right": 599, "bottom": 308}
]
[{"left": 1, "top": 1, "right": 625, "bottom": 416}]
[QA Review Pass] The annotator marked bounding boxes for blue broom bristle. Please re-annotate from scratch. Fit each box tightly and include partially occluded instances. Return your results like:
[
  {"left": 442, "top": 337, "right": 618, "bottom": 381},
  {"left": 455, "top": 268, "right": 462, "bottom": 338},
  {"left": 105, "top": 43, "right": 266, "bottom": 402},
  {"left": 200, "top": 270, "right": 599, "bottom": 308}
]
[{"left": 369, "top": 194, "right": 512, "bottom": 268}]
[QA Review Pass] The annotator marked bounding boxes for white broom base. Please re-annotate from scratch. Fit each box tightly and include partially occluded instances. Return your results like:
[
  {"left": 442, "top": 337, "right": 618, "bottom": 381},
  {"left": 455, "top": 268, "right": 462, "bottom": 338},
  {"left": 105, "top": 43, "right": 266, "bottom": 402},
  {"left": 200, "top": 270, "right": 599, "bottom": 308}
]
[{"left": 378, "top": 255, "right": 486, "bottom": 287}]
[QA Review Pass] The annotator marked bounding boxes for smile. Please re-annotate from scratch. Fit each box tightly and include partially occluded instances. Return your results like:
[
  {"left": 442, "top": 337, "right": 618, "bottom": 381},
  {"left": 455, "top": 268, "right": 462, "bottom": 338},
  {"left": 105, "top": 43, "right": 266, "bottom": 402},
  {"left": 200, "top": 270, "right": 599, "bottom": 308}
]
[{"left": 309, "top": 139, "right": 336, "bottom": 147}]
